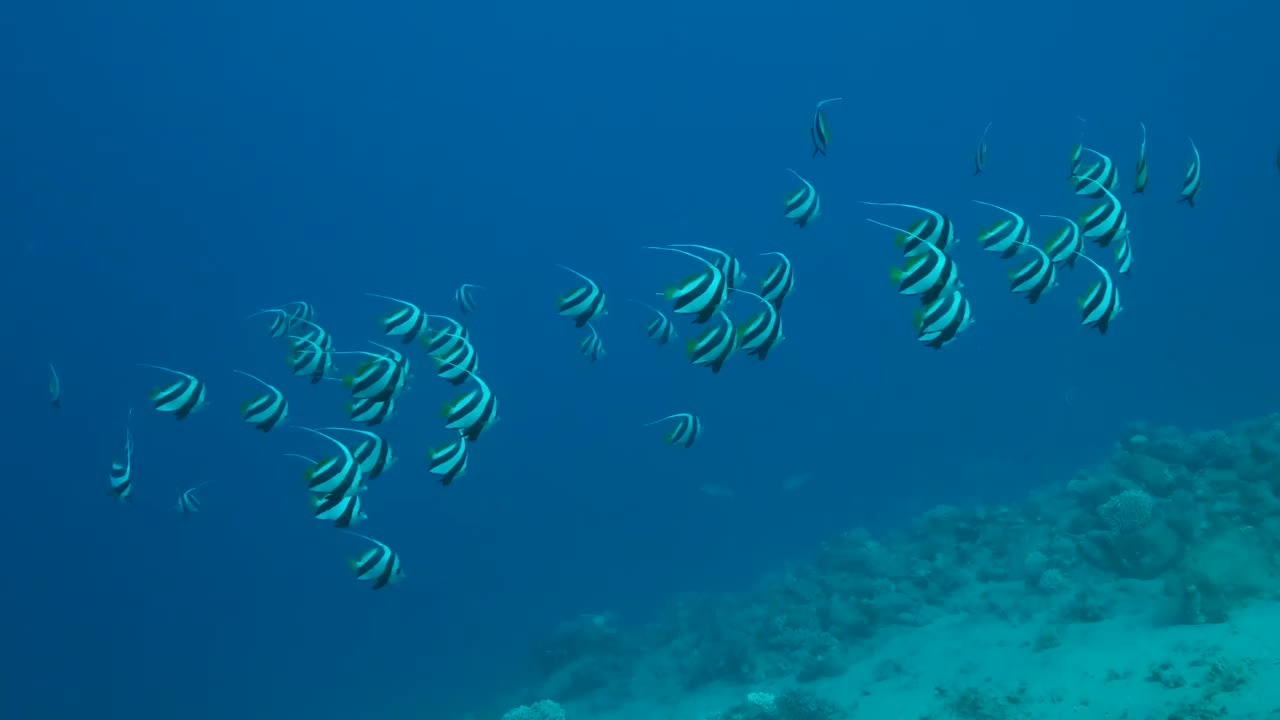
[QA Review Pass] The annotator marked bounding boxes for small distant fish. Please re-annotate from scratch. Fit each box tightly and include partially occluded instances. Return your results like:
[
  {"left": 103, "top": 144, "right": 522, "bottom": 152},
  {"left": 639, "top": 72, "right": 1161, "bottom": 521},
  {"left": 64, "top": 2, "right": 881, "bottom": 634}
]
[
  {"left": 1074, "top": 176, "right": 1129, "bottom": 248},
  {"left": 1133, "top": 122, "right": 1148, "bottom": 194},
  {"left": 973, "top": 201, "right": 1031, "bottom": 259},
  {"left": 346, "top": 396, "right": 397, "bottom": 426},
  {"left": 810, "top": 97, "right": 842, "bottom": 157},
  {"left": 310, "top": 491, "right": 367, "bottom": 528},
  {"left": 648, "top": 245, "right": 728, "bottom": 324},
  {"left": 555, "top": 265, "right": 608, "bottom": 327},
  {"left": 436, "top": 357, "right": 499, "bottom": 442},
  {"left": 627, "top": 299, "right": 676, "bottom": 345},
  {"left": 1039, "top": 215, "right": 1084, "bottom": 268},
  {"left": 913, "top": 290, "right": 974, "bottom": 349},
  {"left": 579, "top": 323, "right": 605, "bottom": 362},
  {"left": 668, "top": 244, "right": 746, "bottom": 290},
  {"left": 733, "top": 289, "right": 784, "bottom": 360},
  {"left": 783, "top": 169, "right": 821, "bottom": 228},
  {"left": 366, "top": 293, "right": 428, "bottom": 343},
  {"left": 758, "top": 252, "right": 795, "bottom": 310},
  {"left": 427, "top": 435, "right": 469, "bottom": 486},
  {"left": 1071, "top": 250, "right": 1122, "bottom": 334},
  {"left": 175, "top": 481, "right": 213, "bottom": 516},
  {"left": 344, "top": 531, "right": 405, "bottom": 590},
  {"left": 318, "top": 427, "right": 396, "bottom": 480},
  {"left": 137, "top": 364, "right": 208, "bottom": 420},
  {"left": 973, "top": 121, "right": 992, "bottom": 175},
  {"left": 454, "top": 284, "right": 483, "bottom": 315},
  {"left": 1072, "top": 148, "right": 1118, "bottom": 198},
  {"left": 862, "top": 202, "right": 958, "bottom": 255},
  {"left": 247, "top": 301, "right": 314, "bottom": 338},
  {"left": 1007, "top": 240, "right": 1058, "bottom": 304},
  {"left": 232, "top": 370, "right": 288, "bottom": 432},
  {"left": 293, "top": 427, "right": 366, "bottom": 497},
  {"left": 48, "top": 362, "right": 60, "bottom": 408},
  {"left": 879, "top": 221, "right": 961, "bottom": 305},
  {"left": 687, "top": 310, "right": 737, "bottom": 373},
  {"left": 107, "top": 408, "right": 134, "bottom": 502},
  {"left": 643, "top": 412, "right": 702, "bottom": 448},
  {"left": 1179, "top": 137, "right": 1202, "bottom": 207}
]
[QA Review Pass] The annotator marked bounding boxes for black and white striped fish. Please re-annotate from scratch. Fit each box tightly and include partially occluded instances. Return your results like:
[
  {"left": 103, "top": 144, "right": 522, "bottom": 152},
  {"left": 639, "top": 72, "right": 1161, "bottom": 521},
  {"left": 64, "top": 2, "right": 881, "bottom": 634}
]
[
  {"left": 973, "top": 121, "right": 992, "bottom": 175},
  {"left": 247, "top": 301, "right": 313, "bottom": 338},
  {"left": 318, "top": 427, "right": 396, "bottom": 480},
  {"left": 1113, "top": 233, "right": 1133, "bottom": 275},
  {"left": 627, "top": 299, "right": 676, "bottom": 344},
  {"left": 138, "top": 364, "right": 208, "bottom": 420},
  {"left": 1040, "top": 215, "right": 1084, "bottom": 268},
  {"left": 310, "top": 491, "right": 366, "bottom": 528},
  {"left": 669, "top": 244, "right": 746, "bottom": 290},
  {"left": 107, "top": 408, "right": 134, "bottom": 502},
  {"left": 877, "top": 220, "right": 961, "bottom": 305},
  {"left": 733, "top": 289, "right": 784, "bottom": 360},
  {"left": 454, "top": 284, "right": 483, "bottom": 314},
  {"left": 366, "top": 293, "right": 429, "bottom": 343},
  {"left": 340, "top": 342, "right": 410, "bottom": 401},
  {"left": 758, "top": 252, "right": 795, "bottom": 311},
  {"left": 1073, "top": 250, "right": 1122, "bottom": 334},
  {"left": 285, "top": 336, "right": 336, "bottom": 384},
  {"left": 427, "top": 435, "right": 469, "bottom": 486},
  {"left": 1007, "top": 240, "right": 1058, "bottom": 304},
  {"left": 291, "top": 318, "right": 335, "bottom": 352},
  {"left": 292, "top": 427, "right": 366, "bottom": 497},
  {"left": 437, "top": 359, "right": 499, "bottom": 442},
  {"left": 175, "top": 481, "right": 213, "bottom": 516},
  {"left": 422, "top": 315, "right": 470, "bottom": 359},
  {"left": 862, "top": 202, "right": 958, "bottom": 255},
  {"left": 555, "top": 265, "right": 608, "bottom": 327},
  {"left": 1072, "top": 148, "right": 1118, "bottom": 198},
  {"left": 1179, "top": 137, "right": 1201, "bottom": 207},
  {"left": 48, "top": 362, "right": 60, "bottom": 408},
  {"left": 973, "top": 201, "right": 1031, "bottom": 259},
  {"left": 914, "top": 290, "right": 973, "bottom": 350},
  {"left": 1074, "top": 176, "right": 1129, "bottom": 248},
  {"left": 346, "top": 396, "right": 397, "bottom": 426},
  {"left": 1133, "top": 122, "right": 1148, "bottom": 194},
  {"left": 687, "top": 310, "right": 737, "bottom": 373},
  {"left": 783, "top": 169, "right": 821, "bottom": 228},
  {"left": 810, "top": 97, "right": 842, "bottom": 157},
  {"left": 643, "top": 412, "right": 702, "bottom": 448},
  {"left": 431, "top": 332, "right": 479, "bottom": 385},
  {"left": 579, "top": 323, "right": 605, "bottom": 362},
  {"left": 232, "top": 370, "right": 288, "bottom": 432},
  {"left": 344, "top": 531, "right": 404, "bottom": 590},
  {"left": 648, "top": 245, "right": 728, "bottom": 324}
]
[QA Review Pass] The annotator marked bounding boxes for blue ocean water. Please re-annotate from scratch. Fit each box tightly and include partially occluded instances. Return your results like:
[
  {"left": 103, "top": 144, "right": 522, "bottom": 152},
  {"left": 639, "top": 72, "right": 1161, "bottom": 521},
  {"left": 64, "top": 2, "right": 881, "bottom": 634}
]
[{"left": 1, "top": 0, "right": 1277, "bottom": 718}]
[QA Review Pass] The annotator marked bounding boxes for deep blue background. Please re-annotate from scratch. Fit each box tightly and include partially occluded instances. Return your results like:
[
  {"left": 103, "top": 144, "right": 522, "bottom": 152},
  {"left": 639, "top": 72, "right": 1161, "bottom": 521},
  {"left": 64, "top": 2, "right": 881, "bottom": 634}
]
[{"left": 2, "top": 0, "right": 1277, "bottom": 718}]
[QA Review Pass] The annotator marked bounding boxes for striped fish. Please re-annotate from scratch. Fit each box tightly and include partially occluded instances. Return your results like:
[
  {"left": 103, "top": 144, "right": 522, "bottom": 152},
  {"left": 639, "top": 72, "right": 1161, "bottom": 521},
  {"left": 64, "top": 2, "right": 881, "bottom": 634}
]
[
  {"left": 1113, "top": 233, "right": 1133, "bottom": 275},
  {"left": 973, "top": 200, "right": 1031, "bottom": 259},
  {"left": 914, "top": 290, "right": 974, "bottom": 350},
  {"left": 783, "top": 169, "right": 821, "bottom": 228},
  {"left": 877, "top": 220, "right": 961, "bottom": 305},
  {"left": 290, "top": 318, "right": 335, "bottom": 352},
  {"left": 627, "top": 299, "right": 676, "bottom": 344},
  {"left": 138, "top": 364, "right": 208, "bottom": 420},
  {"left": 285, "top": 336, "right": 336, "bottom": 384},
  {"left": 1072, "top": 148, "right": 1118, "bottom": 198},
  {"left": 555, "top": 265, "right": 608, "bottom": 327},
  {"left": 669, "top": 244, "right": 746, "bottom": 290},
  {"left": 687, "top": 310, "right": 737, "bottom": 373},
  {"left": 175, "top": 481, "right": 213, "bottom": 516},
  {"left": 318, "top": 427, "right": 396, "bottom": 480},
  {"left": 247, "top": 301, "right": 313, "bottom": 338},
  {"left": 648, "top": 245, "right": 728, "bottom": 324},
  {"left": 1073, "top": 250, "right": 1122, "bottom": 334},
  {"left": 1179, "top": 137, "right": 1201, "bottom": 207},
  {"left": 421, "top": 315, "right": 471, "bottom": 359},
  {"left": 427, "top": 435, "right": 469, "bottom": 486},
  {"left": 346, "top": 396, "right": 397, "bottom": 426},
  {"left": 579, "top": 323, "right": 605, "bottom": 362},
  {"left": 437, "top": 359, "right": 499, "bottom": 442},
  {"left": 366, "top": 293, "right": 429, "bottom": 343},
  {"left": 344, "top": 531, "right": 405, "bottom": 590},
  {"left": 1074, "top": 176, "right": 1128, "bottom": 248},
  {"left": 810, "top": 97, "right": 842, "bottom": 157},
  {"left": 1039, "top": 215, "right": 1084, "bottom": 268},
  {"left": 292, "top": 427, "right": 366, "bottom": 497},
  {"left": 232, "top": 370, "right": 288, "bottom": 432},
  {"left": 1133, "top": 122, "right": 1148, "bottom": 194},
  {"left": 340, "top": 342, "right": 410, "bottom": 401},
  {"left": 643, "top": 412, "right": 702, "bottom": 448},
  {"left": 862, "top": 201, "right": 958, "bottom": 255},
  {"left": 107, "top": 408, "right": 134, "bottom": 502},
  {"left": 758, "top": 252, "right": 795, "bottom": 310},
  {"left": 733, "top": 289, "right": 784, "bottom": 360},
  {"left": 48, "top": 362, "right": 60, "bottom": 409},
  {"left": 310, "top": 491, "right": 366, "bottom": 528},
  {"left": 973, "top": 121, "right": 992, "bottom": 175},
  {"left": 1007, "top": 241, "right": 1058, "bottom": 304},
  {"left": 454, "top": 284, "right": 483, "bottom": 314},
  {"left": 430, "top": 332, "right": 479, "bottom": 385}
]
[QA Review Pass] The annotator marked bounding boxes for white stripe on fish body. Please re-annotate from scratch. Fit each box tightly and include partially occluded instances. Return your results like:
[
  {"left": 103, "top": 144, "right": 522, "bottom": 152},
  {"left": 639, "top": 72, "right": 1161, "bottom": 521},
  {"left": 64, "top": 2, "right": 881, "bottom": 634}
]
[
  {"left": 311, "top": 492, "right": 366, "bottom": 528},
  {"left": 783, "top": 169, "right": 820, "bottom": 227},
  {"left": 428, "top": 436, "right": 469, "bottom": 485},
  {"left": 1179, "top": 137, "right": 1201, "bottom": 206}
]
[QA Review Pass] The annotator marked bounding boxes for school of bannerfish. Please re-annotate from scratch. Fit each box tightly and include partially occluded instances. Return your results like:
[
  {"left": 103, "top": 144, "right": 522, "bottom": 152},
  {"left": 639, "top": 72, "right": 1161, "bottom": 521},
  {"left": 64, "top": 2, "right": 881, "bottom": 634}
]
[{"left": 43, "top": 105, "right": 1204, "bottom": 591}]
